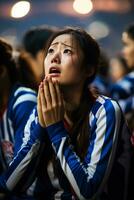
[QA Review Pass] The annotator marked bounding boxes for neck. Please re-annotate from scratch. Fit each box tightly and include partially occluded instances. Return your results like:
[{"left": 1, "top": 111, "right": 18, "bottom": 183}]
[
  {"left": 61, "top": 85, "right": 83, "bottom": 111},
  {"left": 60, "top": 85, "right": 84, "bottom": 125}
]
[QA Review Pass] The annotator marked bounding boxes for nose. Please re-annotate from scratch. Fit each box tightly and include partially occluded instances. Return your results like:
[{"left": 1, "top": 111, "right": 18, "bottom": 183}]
[{"left": 51, "top": 52, "right": 61, "bottom": 64}]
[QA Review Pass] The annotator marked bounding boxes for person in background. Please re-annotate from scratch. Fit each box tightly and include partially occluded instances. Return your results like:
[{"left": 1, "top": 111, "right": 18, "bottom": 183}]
[
  {"left": 91, "top": 51, "right": 111, "bottom": 96},
  {"left": 18, "top": 25, "right": 57, "bottom": 91},
  {"left": 110, "top": 23, "right": 134, "bottom": 135},
  {"left": 0, "top": 38, "right": 37, "bottom": 199},
  {"left": 109, "top": 55, "right": 130, "bottom": 83},
  {"left": 109, "top": 24, "right": 134, "bottom": 200},
  {"left": 0, "top": 27, "right": 132, "bottom": 200}
]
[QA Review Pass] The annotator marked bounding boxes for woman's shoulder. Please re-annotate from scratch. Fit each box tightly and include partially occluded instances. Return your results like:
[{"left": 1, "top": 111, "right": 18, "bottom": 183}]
[
  {"left": 90, "top": 95, "right": 121, "bottom": 116},
  {"left": 12, "top": 83, "right": 37, "bottom": 97},
  {"left": 8, "top": 83, "right": 37, "bottom": 111}
]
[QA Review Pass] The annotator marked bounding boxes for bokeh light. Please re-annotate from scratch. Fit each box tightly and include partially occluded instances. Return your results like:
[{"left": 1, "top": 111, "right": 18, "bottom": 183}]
[{"left": 11, "top": 1, "right": 30, "bottom": 18}]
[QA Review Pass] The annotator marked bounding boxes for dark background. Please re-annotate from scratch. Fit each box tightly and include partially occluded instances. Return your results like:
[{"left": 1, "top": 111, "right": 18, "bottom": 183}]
[{"left": 0, "top": 0, "right": 134, "bottom": 57}]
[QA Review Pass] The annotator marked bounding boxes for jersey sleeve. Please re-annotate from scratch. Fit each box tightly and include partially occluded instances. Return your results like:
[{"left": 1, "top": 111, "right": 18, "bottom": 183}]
[
  {"left": 0, "top": 107, "right": 46, "bottom": 194},
  {"left": 11, "top": 87, "right": 37, "bottom": 156}
]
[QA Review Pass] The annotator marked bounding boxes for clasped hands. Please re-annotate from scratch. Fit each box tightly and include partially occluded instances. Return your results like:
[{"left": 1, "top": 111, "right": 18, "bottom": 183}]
[{"left": 37, "top": 76, "right": 64, "bottom": 128}]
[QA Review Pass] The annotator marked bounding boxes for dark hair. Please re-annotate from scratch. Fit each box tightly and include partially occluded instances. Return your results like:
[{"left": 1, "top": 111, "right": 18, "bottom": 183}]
[
  {"left": 45, "top": 27, "right": 100, "bottom": 84},
  {"left": 98, "top": 51, "right": 110, "bottom": 77},
  {"left": 125, "top": 23, "right": 134, "bottom": 40},
  {"left": 45, "top": 27, "right": 100, "bottom": 160},
  {"left": 17, "top": 52, "right": 37, "bottom": 90},
  {"left": 23, "top": 25, "right": 56, "bottom": 57},
  {"left": 0, "top": 38, "right": 18, "bottom": 85}
]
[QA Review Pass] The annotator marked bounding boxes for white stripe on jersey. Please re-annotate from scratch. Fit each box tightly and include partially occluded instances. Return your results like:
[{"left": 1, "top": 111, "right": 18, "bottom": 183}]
[
  {"left": 3, "top": 110, "right": 10, "bottom": 141},
  {"left": 7, "top": 141, "right": 40, "bottom": 191},
  {"left": 57, "top": 137, "right": 86, "bottom": 200},
  {"left": 8, "top": 118, "right": 14, "bottom": 142},
  {"left": 47, "top": 161, "right": 61, "bottom": 190},
  {"left": 54, "top": 190, "right": 64, "bottom": 200},
  {"left": 13, "top": 94, "right": 37, "bottom": 110},
  {"left": 22, "top": 109, "right": 37, "bottom": 148},
  {"left": 110, "top": 100, "right": 121, "bottom": 141},
  {"left": 87, "top": 105, "right": 106, "bottom": 179},
  {"left": 14, "top": 87, "right": 36, "bottom": 96}
]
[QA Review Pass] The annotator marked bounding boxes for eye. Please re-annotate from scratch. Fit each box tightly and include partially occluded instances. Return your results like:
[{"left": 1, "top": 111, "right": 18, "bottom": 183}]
[
  {"left": 64, "top": 49, "right": 72, "bottom": 54},
  {"left": 47, "top": 48, "right": 54, "bottom": 54}
]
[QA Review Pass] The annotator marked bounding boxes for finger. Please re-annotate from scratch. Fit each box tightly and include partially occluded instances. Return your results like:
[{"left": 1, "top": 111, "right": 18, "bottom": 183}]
[
  {"left": 37, "top": 84, "right": 46, "bottom": 127},
  {"left": 55, "top": 80, "right": 63, "bottom": 105},
  {"left": 37, "top": 84, "right": 42, "bottom": 112},
  {"left": 40, "top": 82, "right": 47, "bottom": 110},
  {"left": 43, "top": 78, "right": 52, "bottom": 107},
  {"left": 37, "top": 87, "right": 42, "bottom": 112},
  {"left": 48, "top": 77, "right": 57, "bottom": 106}
]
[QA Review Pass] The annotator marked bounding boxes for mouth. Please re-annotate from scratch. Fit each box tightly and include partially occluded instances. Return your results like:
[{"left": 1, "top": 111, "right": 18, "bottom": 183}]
[{"left": 49, "top": 67, "right": 61, "bottom": 76}]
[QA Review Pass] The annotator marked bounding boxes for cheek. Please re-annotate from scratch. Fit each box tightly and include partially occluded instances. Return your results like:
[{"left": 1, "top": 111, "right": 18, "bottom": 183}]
[
  {"left": 44, "top": 59, "right": 49, "bottom": 75},
  {"left": 67, "top": 68, "right": 83, "bottom": 82},
  {"left": 63, "top": 67, "right": 79, "bottom": 81}
]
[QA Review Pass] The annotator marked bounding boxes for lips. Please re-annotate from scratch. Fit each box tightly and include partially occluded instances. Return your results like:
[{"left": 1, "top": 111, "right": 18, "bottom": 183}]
[{"left": 49, "top": 66, "right": 61, "bottom": 74}]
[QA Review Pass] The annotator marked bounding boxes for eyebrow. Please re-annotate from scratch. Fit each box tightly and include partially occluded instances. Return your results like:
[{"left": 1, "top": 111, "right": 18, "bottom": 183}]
[{"left": 51, "top": 42, "right": 74, "bottom": 49}]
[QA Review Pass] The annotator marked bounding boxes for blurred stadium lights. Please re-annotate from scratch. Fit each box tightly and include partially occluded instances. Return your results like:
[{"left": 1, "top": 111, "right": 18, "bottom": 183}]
[
  {"left": 11, "top": 1, "right": 31, "bottom": 18},
  {"left": 0, "top": 0, "right": 133, "bottom": 57},
  {"left": 87, "top": 21, "right": 110, "bottom": 39},
  {"left": 92, "top": 0, "right": 131, "bottom": 13},
  {"left": 73, "top": 0, "right": 93, "bottom": 14}
]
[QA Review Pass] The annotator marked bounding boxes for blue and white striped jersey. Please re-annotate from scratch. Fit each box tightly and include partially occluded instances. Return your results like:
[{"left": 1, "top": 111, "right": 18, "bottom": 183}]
[
  {"left": 0, "top": 83, "right": 37, "bottom": 170},
  {"left": 0, "top": 95, "right": 130, "bottom": 200},
  {"left": 110, "top": 72, "right": 134, "bottom": 113}
]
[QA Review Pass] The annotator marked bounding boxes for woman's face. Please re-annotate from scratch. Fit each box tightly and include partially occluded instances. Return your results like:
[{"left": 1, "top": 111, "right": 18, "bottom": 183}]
[
  {"left": 122, "top": 32, "right": 134, "bottom": 68},
  {"left": 44, "top": 34, "right": 88, "bottom": 87}
]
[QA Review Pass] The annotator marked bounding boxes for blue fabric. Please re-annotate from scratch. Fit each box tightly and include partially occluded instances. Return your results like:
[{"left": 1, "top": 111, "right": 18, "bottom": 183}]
[
  {"left": 110, "top": 72, "right": 134, "bottom": 113},
  {"left": 0, "top": 83, "right": 37, "bottom": 199}
]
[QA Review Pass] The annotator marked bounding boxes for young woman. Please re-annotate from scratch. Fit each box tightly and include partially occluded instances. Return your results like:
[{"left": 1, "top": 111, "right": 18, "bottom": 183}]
[{"left": 0, "top": 28, "right": 132, "bottom": 200}]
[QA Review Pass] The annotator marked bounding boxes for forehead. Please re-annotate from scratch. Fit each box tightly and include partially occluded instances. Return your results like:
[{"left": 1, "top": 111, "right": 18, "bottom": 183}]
[{"left": 51, "top": 34, "right": 78, "bottom": 48}]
